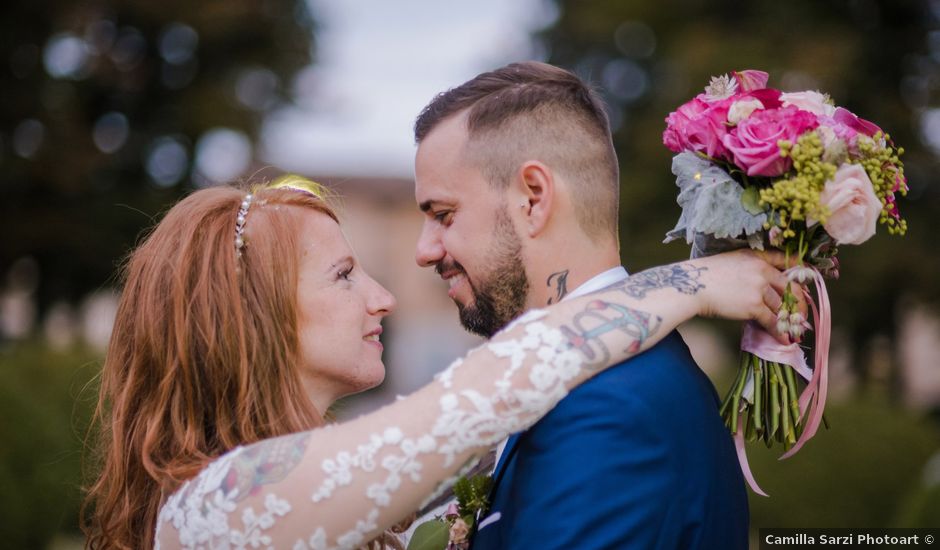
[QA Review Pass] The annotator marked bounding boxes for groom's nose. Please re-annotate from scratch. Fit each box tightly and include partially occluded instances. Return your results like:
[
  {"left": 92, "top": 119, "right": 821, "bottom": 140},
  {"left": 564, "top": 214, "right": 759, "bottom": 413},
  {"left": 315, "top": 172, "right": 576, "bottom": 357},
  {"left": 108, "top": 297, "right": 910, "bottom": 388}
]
[{"left": 415, "top": 222, "right": 445, "bottom": 268}]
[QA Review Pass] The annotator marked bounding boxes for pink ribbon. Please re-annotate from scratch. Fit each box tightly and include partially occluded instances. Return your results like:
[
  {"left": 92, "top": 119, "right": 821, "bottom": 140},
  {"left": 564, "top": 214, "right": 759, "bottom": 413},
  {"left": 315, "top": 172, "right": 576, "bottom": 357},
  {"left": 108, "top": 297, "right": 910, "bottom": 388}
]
[
  {"left": 734, "top": 267, "right": 831, "bottom": 495},
  {"left": 740, "top": 323, "right": 813, "bottom": 382},
  {"left": 734, "top": 429, "right": 768, "bottom": 497},
  {"left": 780, "top": 269, "right": 831, "bottom": 459}
]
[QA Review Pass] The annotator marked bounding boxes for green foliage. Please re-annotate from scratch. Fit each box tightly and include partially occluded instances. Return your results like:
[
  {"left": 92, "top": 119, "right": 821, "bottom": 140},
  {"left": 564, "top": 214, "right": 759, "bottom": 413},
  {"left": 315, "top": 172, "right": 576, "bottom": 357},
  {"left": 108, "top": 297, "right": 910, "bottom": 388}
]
[
  {"left": 743, "top": 395, "right": 940, "bottom": 529},
  {"left": 760, "top": 132, "right": 833, "bottom": 234},
  {"left": 894, "top": 482, "right": 940, "bottom": 527},
  {"left": 406, "top": 519, "right": 451, "bottom": 550},
  {"left": 857, "top": 134, "right": 909, "bottom": 234},
  {"left": 453, "top": 473, "right": 493, "bottom": 520},
  {"left": 0, "top": 341, "right": 101, "bottom": 549}
]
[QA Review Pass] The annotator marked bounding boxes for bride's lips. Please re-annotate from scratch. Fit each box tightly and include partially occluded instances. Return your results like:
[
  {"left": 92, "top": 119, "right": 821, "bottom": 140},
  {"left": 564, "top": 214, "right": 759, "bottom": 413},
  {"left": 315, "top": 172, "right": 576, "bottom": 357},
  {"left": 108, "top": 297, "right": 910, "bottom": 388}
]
[{"left": 363, "top": 326, "right": 383, "bottom": 351}]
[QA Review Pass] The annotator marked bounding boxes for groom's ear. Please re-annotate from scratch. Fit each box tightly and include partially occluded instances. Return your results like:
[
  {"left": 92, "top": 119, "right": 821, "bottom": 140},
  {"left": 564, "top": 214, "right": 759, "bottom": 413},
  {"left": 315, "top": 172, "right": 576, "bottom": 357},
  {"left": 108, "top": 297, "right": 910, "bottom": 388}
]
[{"left": 516, "top": 160, "right": 554, "bottom": 238}]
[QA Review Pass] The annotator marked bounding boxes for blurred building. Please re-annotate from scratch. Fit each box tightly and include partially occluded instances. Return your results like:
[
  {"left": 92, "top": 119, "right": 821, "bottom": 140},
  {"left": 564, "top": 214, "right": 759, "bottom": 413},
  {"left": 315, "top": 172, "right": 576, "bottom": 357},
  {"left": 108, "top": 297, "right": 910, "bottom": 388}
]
[{"left": 899, "top": 302, "right": 940, "bottom": 411}]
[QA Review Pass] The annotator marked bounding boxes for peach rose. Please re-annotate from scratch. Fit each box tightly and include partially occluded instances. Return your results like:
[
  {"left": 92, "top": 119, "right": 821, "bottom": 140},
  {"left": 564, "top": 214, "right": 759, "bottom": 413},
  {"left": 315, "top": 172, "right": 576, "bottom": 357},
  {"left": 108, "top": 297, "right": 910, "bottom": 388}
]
[
  {"left": 449, "top": 518, "right": 470, "bottom": 543},
  {"left": 818, "top": 163, "right": 881, "bottom": 245}
]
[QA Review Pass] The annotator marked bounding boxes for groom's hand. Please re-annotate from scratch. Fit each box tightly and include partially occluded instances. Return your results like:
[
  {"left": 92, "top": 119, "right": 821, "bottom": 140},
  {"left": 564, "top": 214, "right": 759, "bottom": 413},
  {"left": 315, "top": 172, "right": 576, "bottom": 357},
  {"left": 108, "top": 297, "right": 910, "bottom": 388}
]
[{"left": 690, "top": 249, "right": 805, "bottom": 345}]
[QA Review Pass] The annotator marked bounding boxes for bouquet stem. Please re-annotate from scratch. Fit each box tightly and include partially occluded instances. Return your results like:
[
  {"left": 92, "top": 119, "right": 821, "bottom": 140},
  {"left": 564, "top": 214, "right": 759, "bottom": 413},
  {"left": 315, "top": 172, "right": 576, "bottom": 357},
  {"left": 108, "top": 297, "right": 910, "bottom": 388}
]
[{"left": 720, "top": 353, "right": 807, "bottom": 450}]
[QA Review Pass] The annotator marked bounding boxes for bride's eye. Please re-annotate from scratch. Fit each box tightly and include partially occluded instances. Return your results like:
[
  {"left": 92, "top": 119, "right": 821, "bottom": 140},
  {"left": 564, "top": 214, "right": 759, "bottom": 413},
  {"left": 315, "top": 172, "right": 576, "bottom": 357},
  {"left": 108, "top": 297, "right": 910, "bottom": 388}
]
[{"left": 337, "top": 266, "right": 353, "bottom": 281}]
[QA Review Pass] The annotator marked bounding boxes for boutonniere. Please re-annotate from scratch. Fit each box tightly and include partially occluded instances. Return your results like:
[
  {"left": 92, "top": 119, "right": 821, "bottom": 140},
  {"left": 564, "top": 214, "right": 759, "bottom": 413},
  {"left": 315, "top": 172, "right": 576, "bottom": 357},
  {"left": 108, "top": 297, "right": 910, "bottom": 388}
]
[{"left": 407, "top": 473, "right": 493, "bottom": 550}]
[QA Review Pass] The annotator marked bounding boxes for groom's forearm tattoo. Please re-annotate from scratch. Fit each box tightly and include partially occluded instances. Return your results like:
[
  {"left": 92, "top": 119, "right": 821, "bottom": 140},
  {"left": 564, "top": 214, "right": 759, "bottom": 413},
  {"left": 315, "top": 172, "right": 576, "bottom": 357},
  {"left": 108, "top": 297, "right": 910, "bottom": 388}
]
[
  {"left": 560, "top": 300, "right": 662, "bottom": 365},
  {"left": 546, "top": 269, "right": 569, "bottom": 305},
  {"left": 217, "top": 431, "right": 311, "bottom": 501},
  {"left": 617, "top": 263, "right": 707, "bottom": 299}
]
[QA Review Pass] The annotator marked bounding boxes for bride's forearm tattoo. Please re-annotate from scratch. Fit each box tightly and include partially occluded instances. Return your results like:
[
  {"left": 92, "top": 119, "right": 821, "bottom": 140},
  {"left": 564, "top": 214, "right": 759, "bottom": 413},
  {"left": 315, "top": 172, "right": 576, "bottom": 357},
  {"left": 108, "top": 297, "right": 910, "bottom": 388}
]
[
  {"left": 546, "top": 269, "right": 569, "bottom": 305},
  {"left": 560, "top": 300, "right": 662, "bottom": 364},
  {"left": 617, "top": 263, "right": 707, "bottom": 299},
  {"left": 220, "top": 432, "right": 311, "bottom": 501}
]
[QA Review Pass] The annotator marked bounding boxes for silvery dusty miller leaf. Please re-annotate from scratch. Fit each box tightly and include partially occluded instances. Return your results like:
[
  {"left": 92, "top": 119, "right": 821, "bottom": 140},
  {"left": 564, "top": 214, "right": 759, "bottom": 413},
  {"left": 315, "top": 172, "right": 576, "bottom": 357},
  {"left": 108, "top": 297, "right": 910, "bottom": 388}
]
[
  {"left": 690, "top": 233, "right": 764, "bottom": 259},
  {"left": 664, "top": 152, "right": 768, "bottom": 245}
]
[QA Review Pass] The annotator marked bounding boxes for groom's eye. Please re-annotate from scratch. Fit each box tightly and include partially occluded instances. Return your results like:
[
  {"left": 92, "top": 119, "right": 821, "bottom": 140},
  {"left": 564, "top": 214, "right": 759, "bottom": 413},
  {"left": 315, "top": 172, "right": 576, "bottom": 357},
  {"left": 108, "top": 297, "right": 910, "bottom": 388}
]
[{"left": 433, "top": 210, "right": 453, "bottom": 225}]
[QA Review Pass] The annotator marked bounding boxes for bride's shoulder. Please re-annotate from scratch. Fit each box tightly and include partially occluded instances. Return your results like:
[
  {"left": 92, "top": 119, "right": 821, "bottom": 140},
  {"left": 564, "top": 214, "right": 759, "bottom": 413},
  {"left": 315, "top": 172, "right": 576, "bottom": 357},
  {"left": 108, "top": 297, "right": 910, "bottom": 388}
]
[{"left": 155, "top": 446, "right": 247, "bottom": 543}]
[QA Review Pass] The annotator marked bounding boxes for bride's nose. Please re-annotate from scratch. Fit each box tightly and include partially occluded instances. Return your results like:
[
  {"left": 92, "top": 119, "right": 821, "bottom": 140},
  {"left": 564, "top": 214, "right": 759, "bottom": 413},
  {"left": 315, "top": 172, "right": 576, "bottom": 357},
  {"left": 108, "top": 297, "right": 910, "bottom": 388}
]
[{"left": 366, "top": 276, "right": 396, "bottom": 316}]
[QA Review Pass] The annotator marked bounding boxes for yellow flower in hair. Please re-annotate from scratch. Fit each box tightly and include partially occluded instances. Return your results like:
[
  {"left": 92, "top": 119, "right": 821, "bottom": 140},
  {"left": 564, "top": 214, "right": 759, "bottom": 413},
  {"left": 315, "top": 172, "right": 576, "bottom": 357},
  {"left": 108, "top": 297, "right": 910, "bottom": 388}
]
[{"left": 265, "top": 174, "right": 328, "bottom": 198}]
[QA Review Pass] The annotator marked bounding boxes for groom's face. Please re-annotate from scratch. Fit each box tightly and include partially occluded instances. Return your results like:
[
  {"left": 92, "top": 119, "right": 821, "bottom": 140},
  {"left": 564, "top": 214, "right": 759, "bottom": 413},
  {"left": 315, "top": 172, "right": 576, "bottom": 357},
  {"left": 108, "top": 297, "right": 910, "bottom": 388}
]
[{"left": 414, "top": 115, "right": 529, "bottom": 337}]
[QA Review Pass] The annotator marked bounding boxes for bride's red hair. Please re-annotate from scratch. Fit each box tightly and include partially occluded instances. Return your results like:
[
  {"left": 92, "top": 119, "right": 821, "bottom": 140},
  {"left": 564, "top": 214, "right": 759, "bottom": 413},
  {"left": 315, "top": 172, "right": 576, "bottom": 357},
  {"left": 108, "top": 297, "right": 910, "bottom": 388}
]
[{"left": 83, "top": 184, "right": 336, "bottom": 549}]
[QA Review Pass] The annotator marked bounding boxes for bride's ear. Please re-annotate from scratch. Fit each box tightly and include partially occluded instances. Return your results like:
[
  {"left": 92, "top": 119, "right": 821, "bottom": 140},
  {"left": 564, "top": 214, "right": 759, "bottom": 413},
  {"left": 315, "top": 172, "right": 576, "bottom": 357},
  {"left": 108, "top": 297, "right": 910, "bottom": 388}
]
[{"left": 516, "top": 161, "right": 554, "bottom": 238}]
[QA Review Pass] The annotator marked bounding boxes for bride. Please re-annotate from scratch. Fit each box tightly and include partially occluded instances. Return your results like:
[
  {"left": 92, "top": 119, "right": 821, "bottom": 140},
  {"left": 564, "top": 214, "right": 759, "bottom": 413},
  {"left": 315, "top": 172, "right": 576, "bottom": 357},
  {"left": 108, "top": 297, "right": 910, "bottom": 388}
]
[{"left": 83, "top": 177, "right": 792, "bottom": 549}]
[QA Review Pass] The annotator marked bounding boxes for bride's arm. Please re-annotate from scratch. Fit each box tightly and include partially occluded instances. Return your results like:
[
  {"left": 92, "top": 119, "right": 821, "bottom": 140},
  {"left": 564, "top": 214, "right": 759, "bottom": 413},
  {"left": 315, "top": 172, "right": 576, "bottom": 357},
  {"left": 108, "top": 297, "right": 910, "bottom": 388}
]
[{"left": 155, "top": 250, "right": 787, "bottom": 549}]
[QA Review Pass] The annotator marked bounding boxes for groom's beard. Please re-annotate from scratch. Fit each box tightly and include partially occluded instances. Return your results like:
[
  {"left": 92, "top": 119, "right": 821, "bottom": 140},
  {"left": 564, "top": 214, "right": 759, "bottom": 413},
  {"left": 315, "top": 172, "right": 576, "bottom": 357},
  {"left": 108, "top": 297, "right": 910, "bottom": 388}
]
[{"left": 439, "top": 209, "right": 529, "bottom": 338}]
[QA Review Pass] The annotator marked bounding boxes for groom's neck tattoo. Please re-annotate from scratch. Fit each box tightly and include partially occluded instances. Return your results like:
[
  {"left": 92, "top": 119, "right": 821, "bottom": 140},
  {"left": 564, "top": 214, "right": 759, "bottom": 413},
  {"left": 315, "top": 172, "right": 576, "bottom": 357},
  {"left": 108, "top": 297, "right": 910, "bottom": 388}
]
[
  {"left": 215, "top": 432, "right": 311, "bottom": 502},
  {"left": 614, "top": 263, "right": 707, "bottom": 299},
  {"left": 560, "top": 300, "right": 662, "bottom": 366},
  {"left": 546, "top": 269, "right": 569, "bottom": 305}
]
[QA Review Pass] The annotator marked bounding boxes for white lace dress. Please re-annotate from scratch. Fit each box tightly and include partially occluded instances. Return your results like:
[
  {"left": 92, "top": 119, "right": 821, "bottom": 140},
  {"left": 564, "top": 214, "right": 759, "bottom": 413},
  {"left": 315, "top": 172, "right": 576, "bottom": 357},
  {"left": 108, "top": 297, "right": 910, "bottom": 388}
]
[{"left": 153, "top": 279, "right": 675, "bottom": 549}]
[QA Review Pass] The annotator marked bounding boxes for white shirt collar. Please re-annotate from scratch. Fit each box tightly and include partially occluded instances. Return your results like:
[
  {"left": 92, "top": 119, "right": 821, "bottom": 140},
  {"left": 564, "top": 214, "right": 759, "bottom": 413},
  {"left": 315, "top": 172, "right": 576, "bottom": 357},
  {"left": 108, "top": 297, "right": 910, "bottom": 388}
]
[{"left": 562, "top": 266, "right": 629, "bottom": 302}]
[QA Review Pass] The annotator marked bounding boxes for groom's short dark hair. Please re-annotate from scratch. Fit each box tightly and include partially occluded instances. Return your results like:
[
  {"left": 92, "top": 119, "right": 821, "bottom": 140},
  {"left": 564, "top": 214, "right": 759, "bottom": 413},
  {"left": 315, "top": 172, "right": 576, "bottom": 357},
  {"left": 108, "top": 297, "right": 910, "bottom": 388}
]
[{"left": 414, "top": 61, "right": 620, "bottom": 240}]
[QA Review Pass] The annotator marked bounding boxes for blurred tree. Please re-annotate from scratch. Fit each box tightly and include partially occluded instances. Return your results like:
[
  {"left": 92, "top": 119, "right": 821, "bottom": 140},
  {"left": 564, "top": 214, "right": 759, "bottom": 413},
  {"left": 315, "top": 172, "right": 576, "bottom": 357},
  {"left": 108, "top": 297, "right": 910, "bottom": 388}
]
[
  {"left": 0, "top": 0, "right": 316, "bottom": 312},
  {"left": 0, "top": 343, "right": 99, "bottom": 547},
  {"left": 540, "top": 0, "right": 940, "bottom": 389}
]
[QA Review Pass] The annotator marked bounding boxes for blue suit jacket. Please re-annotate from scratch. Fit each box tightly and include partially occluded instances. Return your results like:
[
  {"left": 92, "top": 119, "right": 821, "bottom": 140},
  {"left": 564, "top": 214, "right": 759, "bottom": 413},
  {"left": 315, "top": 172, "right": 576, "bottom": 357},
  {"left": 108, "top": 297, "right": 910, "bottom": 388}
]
[{"left": 471, "top": 331, "right": 748, "bottom": 549}]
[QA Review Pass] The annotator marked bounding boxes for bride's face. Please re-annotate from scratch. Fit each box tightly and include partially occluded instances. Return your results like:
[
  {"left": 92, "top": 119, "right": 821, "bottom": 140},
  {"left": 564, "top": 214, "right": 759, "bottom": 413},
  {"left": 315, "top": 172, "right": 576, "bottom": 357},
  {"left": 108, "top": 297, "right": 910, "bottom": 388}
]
[{"left": 294, "top": 210, "right": 396, "bottom": 413}]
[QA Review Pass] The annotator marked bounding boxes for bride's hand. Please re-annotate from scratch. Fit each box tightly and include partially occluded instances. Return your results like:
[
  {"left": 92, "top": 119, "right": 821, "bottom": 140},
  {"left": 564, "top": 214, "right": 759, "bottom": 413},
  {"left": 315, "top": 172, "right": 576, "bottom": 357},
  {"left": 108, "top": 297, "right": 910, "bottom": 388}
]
[{"left": 691, "top": 249, "right": 804, "bottom": 344}]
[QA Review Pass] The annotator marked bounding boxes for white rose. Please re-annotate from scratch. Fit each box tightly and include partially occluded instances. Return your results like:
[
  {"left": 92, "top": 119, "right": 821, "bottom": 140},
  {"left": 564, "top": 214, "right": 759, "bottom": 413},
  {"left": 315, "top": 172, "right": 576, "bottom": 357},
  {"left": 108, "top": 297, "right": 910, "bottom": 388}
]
[
  {"left": 780, "top": 90, "right": 836, "bottom": 116},
  {"left": 727, "top": 98, "right": 765, "bottom": 125}
]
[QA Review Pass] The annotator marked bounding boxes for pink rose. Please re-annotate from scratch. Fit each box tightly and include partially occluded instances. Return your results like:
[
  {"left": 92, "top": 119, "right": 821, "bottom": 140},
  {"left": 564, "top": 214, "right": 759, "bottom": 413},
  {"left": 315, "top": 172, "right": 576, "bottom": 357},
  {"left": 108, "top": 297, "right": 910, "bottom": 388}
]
[
  {"left": 663, "top": 95, "right": 732, "bottom": 159},
  {"left": 818, "top": 163, "right": 881, "bottom": 245},
  {"left": 684, "top": 98, "right": 733, "bottom": 160},
  {"left": 663, "top": 96, "right": 709, "bottom": 152},
  {"left": 722, "top": 106, "right": 819, "bottom": 176},
  {"left": 780, "top": 91, "right": 836, "bottom": 116}
]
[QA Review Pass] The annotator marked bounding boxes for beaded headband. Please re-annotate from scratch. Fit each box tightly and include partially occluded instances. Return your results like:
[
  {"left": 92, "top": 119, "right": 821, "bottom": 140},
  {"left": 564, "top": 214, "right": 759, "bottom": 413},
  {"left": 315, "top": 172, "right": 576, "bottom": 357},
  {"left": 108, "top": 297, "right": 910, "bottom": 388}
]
[
  {"left": 232, "top": 175, "right": 327, "bottom": 258},
  {"left": 234, "top": 193, "right": 253, "bottom": 257}
]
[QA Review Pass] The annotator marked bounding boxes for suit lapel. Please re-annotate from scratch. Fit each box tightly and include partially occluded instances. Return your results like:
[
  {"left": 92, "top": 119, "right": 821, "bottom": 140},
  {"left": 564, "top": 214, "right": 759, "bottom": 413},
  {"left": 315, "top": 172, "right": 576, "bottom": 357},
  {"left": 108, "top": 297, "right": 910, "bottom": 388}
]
[
  {"left": 470, "top": 434, "right": 521, "bottom": 548},
  {"left": 490, "top": 433, "right": 521, "bottom": 490}
]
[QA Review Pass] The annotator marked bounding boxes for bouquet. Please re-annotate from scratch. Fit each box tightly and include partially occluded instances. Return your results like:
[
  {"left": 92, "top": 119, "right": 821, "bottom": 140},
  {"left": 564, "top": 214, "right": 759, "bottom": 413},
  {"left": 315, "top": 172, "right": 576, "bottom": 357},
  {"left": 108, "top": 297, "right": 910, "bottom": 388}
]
[{"left": 662, "top": 70, "right": 907, "bottom": 494}]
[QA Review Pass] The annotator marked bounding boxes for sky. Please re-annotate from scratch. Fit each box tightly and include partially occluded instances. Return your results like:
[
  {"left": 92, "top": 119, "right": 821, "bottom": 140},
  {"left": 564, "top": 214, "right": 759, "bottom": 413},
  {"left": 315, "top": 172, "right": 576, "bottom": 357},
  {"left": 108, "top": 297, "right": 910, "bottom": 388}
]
[{"left": 260, "top": 0, "right": 558, "bottom": 179}]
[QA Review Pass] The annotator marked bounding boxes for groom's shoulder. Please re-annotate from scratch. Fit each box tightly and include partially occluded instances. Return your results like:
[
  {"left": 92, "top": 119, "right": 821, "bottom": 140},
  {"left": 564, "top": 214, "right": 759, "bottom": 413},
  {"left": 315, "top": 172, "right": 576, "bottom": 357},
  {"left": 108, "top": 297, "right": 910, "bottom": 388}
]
[
  {"left": 529, "top": 330, "right": 715, "bottom": 430},
  {"left": 583, "top": 329, "right": 705, "bottom": 397}
]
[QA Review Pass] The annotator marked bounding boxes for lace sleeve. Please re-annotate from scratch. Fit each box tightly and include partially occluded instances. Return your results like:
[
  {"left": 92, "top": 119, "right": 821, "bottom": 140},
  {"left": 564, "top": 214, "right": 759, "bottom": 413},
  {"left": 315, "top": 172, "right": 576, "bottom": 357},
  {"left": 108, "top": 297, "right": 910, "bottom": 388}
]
[{"left": 154, "top": 267, "right": 704, "bottom": 549}]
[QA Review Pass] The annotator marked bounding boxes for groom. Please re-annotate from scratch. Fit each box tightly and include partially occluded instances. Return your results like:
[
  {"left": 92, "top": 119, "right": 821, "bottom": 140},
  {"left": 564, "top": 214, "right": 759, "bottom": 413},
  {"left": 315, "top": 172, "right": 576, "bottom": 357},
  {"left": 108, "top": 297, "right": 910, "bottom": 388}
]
[{"left": 413, "top": 61, "right": 748, "bottom": 548}]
